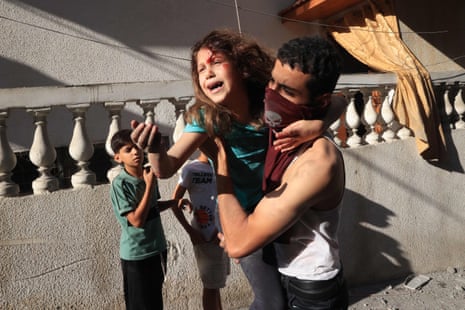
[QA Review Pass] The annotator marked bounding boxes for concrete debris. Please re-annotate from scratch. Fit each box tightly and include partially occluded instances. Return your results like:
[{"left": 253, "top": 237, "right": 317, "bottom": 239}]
[
  {"left": 404, "top": 274, "right": 431, "bottom": 290},
  {"left": 447, "top": 267, "right": 458, "bottom": 274},
  {"left": 349, "top": 269, "right": 465, "bottom": 309}
]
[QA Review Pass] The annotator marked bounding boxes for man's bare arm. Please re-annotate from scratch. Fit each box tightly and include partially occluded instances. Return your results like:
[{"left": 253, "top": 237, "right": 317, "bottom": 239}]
[{"left": 216, "top": 138, "right": 338, "bottom": 258}]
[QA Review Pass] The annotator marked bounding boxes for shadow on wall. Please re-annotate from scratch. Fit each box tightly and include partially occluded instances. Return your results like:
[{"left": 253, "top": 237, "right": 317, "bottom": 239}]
[
  {"left": 5, "top": 0, "right": 233, "bottom": 87},
  {"left": 14, "top": 0, "right": 215, "bottom": 47},
  {"left": 433, "top": 84, "right": 465, "bottom": 172},
  {"left": 0, "top": 57, "right": 63, "bottom": 88},
  {"left": 396, "top": 0, "right": 465, "bottom": 69},
  {"left": 339, "top": 189, "right": 412, "bottom": 301}
]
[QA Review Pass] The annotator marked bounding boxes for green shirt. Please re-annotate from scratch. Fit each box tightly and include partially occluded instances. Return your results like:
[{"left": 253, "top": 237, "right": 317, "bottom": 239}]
[{"left": 110, "top": 169, "right": 167, "bottom": 261}]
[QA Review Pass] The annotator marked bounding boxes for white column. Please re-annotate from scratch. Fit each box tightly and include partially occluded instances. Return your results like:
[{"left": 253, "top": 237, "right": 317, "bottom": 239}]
[
  {"left": 104, "top": 102, "right": 125, "bottom": 183},
  {"left": 0, "top": 110, "right": 19, "bottom": 197},
  {"left": 345, "top": 95, "right": 362, "bottom": 148},
  {"left": 329, "top": 117, "right": 342, "bottom": 146},
  {"left": 443, "top": 88, "right": 454, "bottom": 129},
  {"left": 169, "top": 96, "right": 193, "bottom": 118},
  {"left": 27, "top": 108, "right": 59, "bottom": 194},
  {"left": 169, "top": 96, "right": 193, "bottom": 143},
  {"left": 380, "top": 88, "right": 397, "bottom": 142},
  {"left": 363, "top": 95, "right": 380, "bottom": 145},
  {"left": 395, "top": 87, "right": 412, "bottom": 140},
  {"left": 454, "top": 88, "right": 465, "bottom": 129},
  {"left": 137, "top": 99, "right": 160, "bottom": 124},
  {"left": 67, "top": 104, "right": 96, "bottom": 188}
]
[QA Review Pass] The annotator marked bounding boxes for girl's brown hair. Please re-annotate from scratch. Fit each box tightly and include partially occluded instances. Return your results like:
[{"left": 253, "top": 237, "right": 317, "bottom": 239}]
[{"left": 188, "top": 29, "right": 274, "bottom": 137}]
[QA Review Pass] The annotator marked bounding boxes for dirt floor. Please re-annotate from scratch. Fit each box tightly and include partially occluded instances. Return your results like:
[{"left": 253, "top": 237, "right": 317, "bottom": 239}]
[{"left": 348, "top": 267, "right": 465, "bottom": 310}]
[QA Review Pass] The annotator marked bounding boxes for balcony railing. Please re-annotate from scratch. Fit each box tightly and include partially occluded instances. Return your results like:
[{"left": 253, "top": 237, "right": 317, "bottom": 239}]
[{"left": 0, "top": 73, "right": 463, "bottom": 197}]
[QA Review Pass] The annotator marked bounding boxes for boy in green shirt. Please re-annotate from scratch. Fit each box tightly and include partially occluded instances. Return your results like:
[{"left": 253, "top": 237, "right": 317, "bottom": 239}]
[{"left": 110, "top": 129, "right": 189, "bottom": 310}]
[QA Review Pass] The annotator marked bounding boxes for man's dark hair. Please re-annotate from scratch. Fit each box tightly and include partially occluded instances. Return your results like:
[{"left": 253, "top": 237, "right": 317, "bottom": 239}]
[
  {"left": 277, "top": 36, "right": 341, "bottom": 103},
  {"left": 111, "top": 129, "right": 134, "bottom": 153}
]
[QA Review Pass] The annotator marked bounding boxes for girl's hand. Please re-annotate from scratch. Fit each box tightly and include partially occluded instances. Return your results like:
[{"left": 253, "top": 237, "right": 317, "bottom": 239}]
[
  {"left": 130, "top": 120, "right": 163, "bottom": 153},
  {"left": 178, "top": 198, "right": 193, "bottom": 213},
  {"left": 273, "top": 119, "right": 324, "bottom": 152},
  {"left": 218, "top": 232, "right": 240, "bottom": 263}
]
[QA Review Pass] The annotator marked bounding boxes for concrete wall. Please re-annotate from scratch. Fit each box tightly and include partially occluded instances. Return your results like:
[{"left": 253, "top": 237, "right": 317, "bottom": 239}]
[
  {"left": 0, "top": 177, "right": 253, "bottom": 310},
  {"left": 341, "top": 129, "right": 465, "bottom": 286},
  {"left": 0, "top": 0, "right": 312, "bottom": 89},
  {"left": 396, "top": 0, "right": 465, "bottom": 73},
  {"left": 1, "top": 129, "right": 464, "bottom": 309},
  {"left": 2, "top": 0, "right": 463, "bottom": 90}
]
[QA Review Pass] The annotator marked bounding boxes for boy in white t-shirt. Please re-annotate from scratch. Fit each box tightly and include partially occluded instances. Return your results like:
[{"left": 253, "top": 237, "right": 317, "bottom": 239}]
[{"left": 172, "top": 151, "right": 230, "bottom": 310}]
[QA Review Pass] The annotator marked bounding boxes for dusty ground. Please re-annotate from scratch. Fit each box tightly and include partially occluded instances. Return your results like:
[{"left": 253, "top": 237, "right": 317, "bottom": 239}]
[{"left": 348, "top": 267, "right": 465, "bottom": 310}]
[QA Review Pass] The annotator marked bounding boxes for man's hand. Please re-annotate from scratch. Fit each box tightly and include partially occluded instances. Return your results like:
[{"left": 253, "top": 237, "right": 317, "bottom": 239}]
[
  {"left": 218, "top": 232, "right": 226, "bottom": 249},
  {"left": 130, "top": 120, "right": 163, "bottom": 153}
]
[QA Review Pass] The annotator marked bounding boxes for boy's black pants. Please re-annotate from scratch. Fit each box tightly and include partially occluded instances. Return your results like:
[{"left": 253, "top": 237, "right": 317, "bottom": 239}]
[{"left": 121, "top": 250, "right": 167, "bottom": 310}]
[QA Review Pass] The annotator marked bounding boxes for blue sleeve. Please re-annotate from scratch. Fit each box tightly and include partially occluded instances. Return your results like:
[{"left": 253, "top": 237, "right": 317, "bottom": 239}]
[{"left": 184, "top": 120, "right": 206, "bottom": 133}]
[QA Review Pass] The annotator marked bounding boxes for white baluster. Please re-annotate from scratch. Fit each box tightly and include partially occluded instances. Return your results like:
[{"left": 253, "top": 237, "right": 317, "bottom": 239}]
[
  {"left": 329, "top": 118, "right": 342, "bottom": 146},
  {"left": 394, "top": 88, "right": 412, "bottom": 140},
  {"left": 454, "top": 88, "right": 465, "bottom": 129},
  {"left": 27, "top": 108, "right": 59, "bottom": 194},
  {"left": 396, "top": 125, "right": 412, "bottom": 140},
  {"left": 169, "top": 96, "right": 193, "bottom": 118},
  {"left": 380, "top": 89, "right": 397, "bottom": 142},
  {"left": 67, "top": 104, "right": 95, "bottom": 188},
  {"left": 169, "top": 96, "right": 193, "bottom": 144},
  {"left": 137, "top": 99, "right": 160, "bottom": 124},
  {"left": 345, "top": 97, "right": 362, "bottom": 148},
  {"left": 363, "top": 96, "right": 380, "bottom": 145},
  {"left": 443, "top": 88, "right": 454, "bottom": 129},
  {"left": 104, "top": 102, "right": 125, "bottom": 183},
  {"left": 0, "top": 111, "right": 19, "bottom": 197}
]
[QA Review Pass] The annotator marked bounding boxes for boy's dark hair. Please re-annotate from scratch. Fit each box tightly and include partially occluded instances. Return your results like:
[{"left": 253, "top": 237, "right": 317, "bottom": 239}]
[
  {"left": 189, "top": 29, "right": 274, "bottom": 136},
  {"left": 111, "top": 129, "right": 134, "bottom": 153},
  {"left": 277, "top": 36, "right": 341, "bottom": 103}
]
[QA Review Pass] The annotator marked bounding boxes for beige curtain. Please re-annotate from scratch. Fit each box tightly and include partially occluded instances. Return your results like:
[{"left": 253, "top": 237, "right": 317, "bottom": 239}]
[{"left": 329, "top": 0, "right": 446, "bottom": 160}]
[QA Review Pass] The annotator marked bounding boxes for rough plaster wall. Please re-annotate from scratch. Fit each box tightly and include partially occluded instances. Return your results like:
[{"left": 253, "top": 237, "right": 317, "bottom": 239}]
[
  {"left": 0, "top": 177, "right": 253, "bottom": 310},
  {"left": 340, "top": 129, "right": 465, "bottom": 286},
  {"left": 1, "top": 0, "right": 463, "bottom": 90},
  {"left": 0, "top": 0, "right": 311, "bottom": 89}
]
